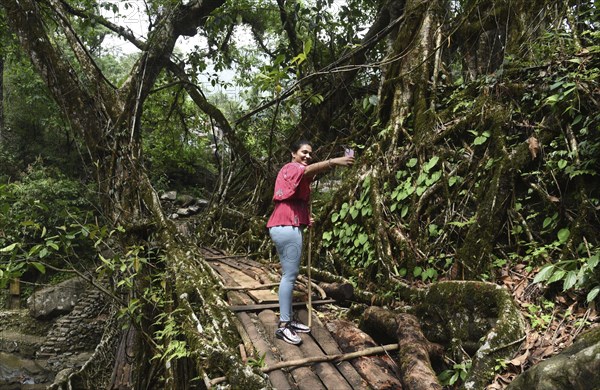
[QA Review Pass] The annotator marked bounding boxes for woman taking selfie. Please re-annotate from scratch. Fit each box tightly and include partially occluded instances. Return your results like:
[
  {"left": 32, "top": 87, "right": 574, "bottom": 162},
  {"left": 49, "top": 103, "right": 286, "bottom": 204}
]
[{"left": 267, "top": 140, "right": 354, "bottom": 345}]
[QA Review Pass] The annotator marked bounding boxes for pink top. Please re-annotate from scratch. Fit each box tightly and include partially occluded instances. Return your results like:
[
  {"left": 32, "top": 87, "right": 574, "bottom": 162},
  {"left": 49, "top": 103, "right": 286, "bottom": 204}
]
[{"left": 267, "top": 162, "right": 312, "bottom": 228}]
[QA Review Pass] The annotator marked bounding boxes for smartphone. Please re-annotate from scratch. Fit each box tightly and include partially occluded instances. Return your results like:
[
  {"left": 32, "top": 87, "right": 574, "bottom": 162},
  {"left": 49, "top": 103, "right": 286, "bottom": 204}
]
[{"left": 344, "top": 147, "right": 355, "bottom": 157}]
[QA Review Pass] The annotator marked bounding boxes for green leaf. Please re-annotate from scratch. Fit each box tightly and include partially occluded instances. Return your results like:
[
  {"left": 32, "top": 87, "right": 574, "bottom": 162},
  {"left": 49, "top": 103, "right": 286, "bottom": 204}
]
[
  {"left": 401, "top": 205, "right": 409, "bottom": 218},
  {"left": 291, "top": 52, "right": 306, "bottom": 65},
  {"left": 339, "top": 207, "right": 348, "bottom": 219},
  {"left": 0, "top": 243, "right": 18, "bottom": 252},
  {"left": 547, "top": 269, "right": 566, "bottom": 284},
  {"left": 546, "top": 94, "right": 560, "bottom": 104},
  {"left": 424, "top": 268, "right": 437, "bottom": 280},
  {"left": 557, "top": 228, "right": 570, "bottom": 243},
  {"left": 533, "top": 264, "right": 555, "bottom": 283},
  {"left": 450, "top": 371, "right": 459, "bottom": 385},
  {"left": 362, "top": 97, "right": 370, "bottom": 110},
  {"left": 361, "top": 206, "right": 371, "bottom": 217},
  {"left": 406, "top": 158, "right": 417, "bottom": 168},
  {"left": 557, "top": 159, "right": 568, "bottom": 169},
  {"left": 423, "top": 156, "right": 439, "bottom": 172},
  {"left": 587, "top": 286, "right": 600, "bottom": 302},
  {"left": 588, "top": 254, "right": 599, "bottom": 269},
  {"left": 413, "top": 266, "right": 422, "bottom": 277},
  {"left": 473, "top": 135, "right": 488, "bottom": 145},
  {"left": 562, "top": 271, "right": 578, "bottom": 290},
  {"left": 429, "top": 171, "right": 442, "bottom": 183},
  {"left": 31, "top": 262, "right": 46, "bottom": 274},
  {"left": 303, "top": 39, "right": 313, "bottom": 56}
]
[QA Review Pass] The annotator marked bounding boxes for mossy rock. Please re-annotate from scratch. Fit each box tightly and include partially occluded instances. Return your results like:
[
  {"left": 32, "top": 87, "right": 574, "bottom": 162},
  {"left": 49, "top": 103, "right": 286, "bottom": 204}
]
[{"left": 507, "top": 326, "right": 600, "bottom": 390}]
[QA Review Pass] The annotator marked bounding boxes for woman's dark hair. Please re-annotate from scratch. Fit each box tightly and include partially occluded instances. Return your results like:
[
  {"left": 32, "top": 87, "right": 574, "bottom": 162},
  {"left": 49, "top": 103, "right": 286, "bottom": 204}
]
[{"left": 290, "top": 140, "right": 312, "bottom": 153}]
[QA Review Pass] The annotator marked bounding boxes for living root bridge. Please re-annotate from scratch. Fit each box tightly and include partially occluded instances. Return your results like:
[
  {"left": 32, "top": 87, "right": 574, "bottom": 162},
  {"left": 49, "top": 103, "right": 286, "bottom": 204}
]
[
  {"left": 360, "top": 280, "right": 526, "bottom": 389},
  {"left": 361, "top": 307, "right": 443, "bottom": 389}
]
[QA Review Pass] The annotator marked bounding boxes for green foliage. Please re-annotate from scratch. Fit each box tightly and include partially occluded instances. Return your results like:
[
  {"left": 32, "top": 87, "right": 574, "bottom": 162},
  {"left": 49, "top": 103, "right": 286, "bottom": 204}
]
[
  {"left": 0, "top": 144, "right": 20, "bottom": 182},
  {"left": 533, "top": 248, "right": 600, "bottom": 303},
  {"left": 141, "top": 75, "right": 217, "bottom": 192},
  {"left": 438, "top": 359, "right": 471, "bottom": 386},
  {"left": 0, "top": 162, "right": 98, "bottom": 286},
  {"left": 3, "top": 55, "right": 79, "bottom": 171},
  {"left": 389, "top": 156, "right": 442, "bottom": 215},
  {"left": 247, "top": 352, "right": 267, "bottom": 368},
  {"left": 523, "top": 299, "right": 555, "bottom": 330},
  {"left": 323, "top": 178, "right": 374, "bottom": 269},
  {"left": 152, "top": 309, "right": 191, "bottom": 363}
]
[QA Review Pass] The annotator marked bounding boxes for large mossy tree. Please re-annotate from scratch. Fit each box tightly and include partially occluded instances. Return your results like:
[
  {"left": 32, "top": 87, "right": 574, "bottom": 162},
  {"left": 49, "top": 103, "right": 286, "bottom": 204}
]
[{"left": 1, "top": 0, "right": 598, "bottom": 388}]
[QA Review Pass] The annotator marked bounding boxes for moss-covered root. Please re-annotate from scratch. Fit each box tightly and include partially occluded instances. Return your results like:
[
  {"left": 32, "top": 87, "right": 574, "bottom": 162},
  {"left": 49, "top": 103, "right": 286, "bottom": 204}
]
[
  {"left": 416, "top": 281, "right": 526, "bottom": 389},
  {"left": 506, "top": 326, "right": 600, "bottom": 390},
  {"left": 171, "top": 246, "right": 270, "bottom": 389}
]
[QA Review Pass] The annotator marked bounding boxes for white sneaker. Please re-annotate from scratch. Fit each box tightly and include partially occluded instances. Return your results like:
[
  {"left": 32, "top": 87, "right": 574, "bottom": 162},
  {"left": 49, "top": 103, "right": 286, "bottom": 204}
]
[
  {"left": 290, "top": 320, "right": 310, "bottom": 333},
  {"left": 275, "top": 322, "right": 302, "bottom": 345}
]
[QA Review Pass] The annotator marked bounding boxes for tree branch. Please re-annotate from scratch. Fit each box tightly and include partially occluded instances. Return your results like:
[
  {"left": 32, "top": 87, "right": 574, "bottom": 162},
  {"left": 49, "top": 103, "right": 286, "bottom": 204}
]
[{"left": 165, "top": 59, "right": 264, "bottom": 172}]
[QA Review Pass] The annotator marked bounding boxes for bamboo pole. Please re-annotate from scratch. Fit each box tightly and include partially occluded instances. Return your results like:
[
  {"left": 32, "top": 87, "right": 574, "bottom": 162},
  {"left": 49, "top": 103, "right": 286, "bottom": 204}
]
[
  {"left": 307, "top": 203, "right": 313, "bottom": 327},
  {"left": 263, "top": 343, "right": 399, "bottom": 373},
  {"left": 208, "top": 343, "right": 400, "bottom": 386},
  {"left": 222, "top": 283, "right": 279, "bottom": 291}
]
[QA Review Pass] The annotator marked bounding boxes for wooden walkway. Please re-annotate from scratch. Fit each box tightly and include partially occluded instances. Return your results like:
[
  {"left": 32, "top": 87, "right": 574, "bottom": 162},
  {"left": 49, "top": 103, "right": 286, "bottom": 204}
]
[{"left": 201, "top": 248, "right": 400, "bottom": 390}]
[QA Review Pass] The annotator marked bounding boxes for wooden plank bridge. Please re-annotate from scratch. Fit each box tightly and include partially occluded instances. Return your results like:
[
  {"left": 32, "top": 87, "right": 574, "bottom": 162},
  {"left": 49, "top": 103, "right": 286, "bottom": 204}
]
[{"left": 200, "top": 248, "right": 402, "bottom": 389}]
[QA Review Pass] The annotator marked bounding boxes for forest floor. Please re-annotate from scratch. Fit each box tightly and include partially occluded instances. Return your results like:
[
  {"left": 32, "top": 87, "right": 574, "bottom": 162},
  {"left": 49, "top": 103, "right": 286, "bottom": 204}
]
[
  {"left": 309, "top": 263, "right": 599, "bottom": 389},
  {"left": 486, "top": 264, "right": 598, "bottom": 389}
]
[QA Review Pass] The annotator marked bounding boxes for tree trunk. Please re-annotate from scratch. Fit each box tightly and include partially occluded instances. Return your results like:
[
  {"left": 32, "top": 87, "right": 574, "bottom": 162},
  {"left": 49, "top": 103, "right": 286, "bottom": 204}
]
[
  {"left": 0, "top": 56, "right": 4, "bottom": 135},
  {"left": 0, "top": 0, "right": 267, "bottom": 388}
]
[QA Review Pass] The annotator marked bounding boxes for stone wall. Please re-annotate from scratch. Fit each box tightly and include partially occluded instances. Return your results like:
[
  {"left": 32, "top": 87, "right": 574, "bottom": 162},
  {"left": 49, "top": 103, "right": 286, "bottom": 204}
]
[
  {"left": 1, "top": 283, "right": 110, "bottom": 388},
  {"left": 38, "top": 288, "right": 109, "bottom": 371}
]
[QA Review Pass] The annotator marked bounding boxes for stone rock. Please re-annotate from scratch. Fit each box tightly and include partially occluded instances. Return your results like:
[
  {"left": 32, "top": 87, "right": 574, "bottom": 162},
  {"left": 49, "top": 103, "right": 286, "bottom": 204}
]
[
  {"left": 188, "top": 204, "right": 201, "bottom": 214},
  {"left": 176, "top": 208, "right": 191, "bottom": 216},
  {"left": 27, "top": 278, "right": 86, "bottom": 319},
  {"left": 176, "top": 194, "right": 195, "bottom": 207},
  {"left": 0, "top": 351, "right": 50, "bottom": 388},
  {"left": 507, "top": 326, "right": 600, "bottom": 390},
  {"left": 160, "top": 191, "right": 177, "bottom": 200}
]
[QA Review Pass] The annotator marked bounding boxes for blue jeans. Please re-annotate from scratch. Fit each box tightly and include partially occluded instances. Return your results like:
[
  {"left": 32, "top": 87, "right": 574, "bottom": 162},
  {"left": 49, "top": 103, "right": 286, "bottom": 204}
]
[{"left": 269, "top": 226, "right": 303, "bottom": 323}]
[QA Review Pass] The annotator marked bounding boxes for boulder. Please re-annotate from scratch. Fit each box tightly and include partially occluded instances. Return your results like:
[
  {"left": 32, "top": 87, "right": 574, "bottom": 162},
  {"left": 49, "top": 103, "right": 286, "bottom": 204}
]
[
  {"left": 0, "top": 351, "right": 50, "bottom": 388},
  {"left": 160, "top": 191, "right": 177, "bottom": 201},
  {"left": 507, "top": 326, "right": 600, "bottom": 390},
  {"left": 27, "top": 278, "right": 86, "bottom": 319}
]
